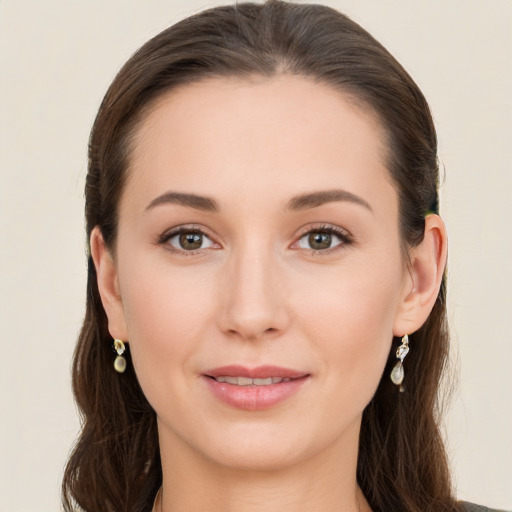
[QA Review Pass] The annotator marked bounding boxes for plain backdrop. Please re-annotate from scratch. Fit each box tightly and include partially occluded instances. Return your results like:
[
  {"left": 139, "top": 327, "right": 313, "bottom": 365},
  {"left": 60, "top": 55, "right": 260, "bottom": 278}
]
[{"left": 1, "top": 1, "right": 511, "bottom": 511}]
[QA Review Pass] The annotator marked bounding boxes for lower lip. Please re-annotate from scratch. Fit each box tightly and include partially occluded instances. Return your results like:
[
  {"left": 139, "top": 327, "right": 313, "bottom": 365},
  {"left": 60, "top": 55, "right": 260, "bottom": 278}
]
[{"left": 203, "top": 376, "right": 310, "bottom": 411}]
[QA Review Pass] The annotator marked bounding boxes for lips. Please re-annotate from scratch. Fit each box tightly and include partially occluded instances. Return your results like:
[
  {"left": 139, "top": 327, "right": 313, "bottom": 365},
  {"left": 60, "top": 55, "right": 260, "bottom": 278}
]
[
  {"left": 203, "top": 365, "right": 310, "bottom": 410},
  {"left": 205, "top": 365, "right": 308, "bottom": 380}
]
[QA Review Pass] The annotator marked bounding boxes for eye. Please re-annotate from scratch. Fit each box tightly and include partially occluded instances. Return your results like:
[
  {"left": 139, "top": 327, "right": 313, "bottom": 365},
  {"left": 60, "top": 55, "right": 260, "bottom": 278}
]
[
  {"left": 165, "top": 229, "right": 216, "bottom": 252},
  {"left": 296, "top": 226, "right": 351, "bottom": 252}
]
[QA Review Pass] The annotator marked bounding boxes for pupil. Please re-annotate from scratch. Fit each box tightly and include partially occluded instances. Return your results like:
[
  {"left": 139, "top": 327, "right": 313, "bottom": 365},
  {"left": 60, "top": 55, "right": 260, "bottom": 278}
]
[
  {"left": 179, "top": 232, "right": 202, "bottom": 250},
  {"left": 309, "top": 232, "right": 331, "bottom": 250}
]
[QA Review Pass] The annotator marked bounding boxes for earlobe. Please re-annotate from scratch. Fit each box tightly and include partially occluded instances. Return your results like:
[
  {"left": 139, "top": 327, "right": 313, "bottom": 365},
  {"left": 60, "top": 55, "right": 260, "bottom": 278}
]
[
  {"left": 90, "top": 227, "right": 129, "bottom": 341},
  {"left": 394, "top": 214, "right": 448, "bottom": 336}
]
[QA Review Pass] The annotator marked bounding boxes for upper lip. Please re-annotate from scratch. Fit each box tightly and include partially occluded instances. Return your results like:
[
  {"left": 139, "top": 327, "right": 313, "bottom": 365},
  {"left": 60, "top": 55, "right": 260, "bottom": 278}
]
[{"left": 204, "top": 365, "right": 309, "bottom": 379}]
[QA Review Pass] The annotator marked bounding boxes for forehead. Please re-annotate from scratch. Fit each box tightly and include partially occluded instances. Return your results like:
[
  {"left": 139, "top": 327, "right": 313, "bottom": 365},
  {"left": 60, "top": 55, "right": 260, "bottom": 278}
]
[{"left": 124, "top": 75, "right": 395, "bottom": 214}]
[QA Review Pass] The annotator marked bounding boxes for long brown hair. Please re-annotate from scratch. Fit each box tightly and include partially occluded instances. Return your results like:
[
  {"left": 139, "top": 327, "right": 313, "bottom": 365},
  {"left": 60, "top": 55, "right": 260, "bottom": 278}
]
[{"left": 63, "top": 2, "right": 457, "bottom": 511}]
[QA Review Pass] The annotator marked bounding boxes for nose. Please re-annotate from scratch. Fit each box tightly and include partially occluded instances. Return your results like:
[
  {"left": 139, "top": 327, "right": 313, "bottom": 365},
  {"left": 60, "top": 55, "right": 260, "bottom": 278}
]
[{"left": 217, "top": 245, "right": 289, "bottom": 341}]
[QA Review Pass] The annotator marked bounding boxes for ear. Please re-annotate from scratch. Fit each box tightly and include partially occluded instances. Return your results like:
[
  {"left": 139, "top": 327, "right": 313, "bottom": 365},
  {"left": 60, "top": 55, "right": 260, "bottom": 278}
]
[
  {"left": 90, "top": 226, "right": 129, "bottom": 341},
  {"left": 393, "top": 214, "right": 448, "bottom": 336}
]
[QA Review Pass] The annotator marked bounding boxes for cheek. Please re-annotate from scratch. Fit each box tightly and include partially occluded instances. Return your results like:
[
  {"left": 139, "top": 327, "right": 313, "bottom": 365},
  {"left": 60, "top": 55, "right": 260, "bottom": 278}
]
[
  {"left": 119, "top": 242, "right": 217, "bottom": 332},
  {"left": 116, "top": 252, "right": 219, "bottom": 402},
  {"left": 291, "top": 254, "right": 404, "bottom": 387}
]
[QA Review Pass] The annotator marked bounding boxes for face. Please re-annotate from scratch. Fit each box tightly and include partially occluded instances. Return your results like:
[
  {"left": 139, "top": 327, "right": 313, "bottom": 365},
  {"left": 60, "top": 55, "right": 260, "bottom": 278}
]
[{"left": 108, "top": 75, "right": 413, "bottom": 471}]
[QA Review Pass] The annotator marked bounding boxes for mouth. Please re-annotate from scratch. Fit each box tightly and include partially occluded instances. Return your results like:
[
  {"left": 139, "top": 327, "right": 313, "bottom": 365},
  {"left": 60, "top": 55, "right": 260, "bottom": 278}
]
[
  {"left": 204, "top": 364, "right": 308, "bottom": 380},
  {"left": 203, "top": 365, "right": 310, "bottom": 410},
  {"left": 208, "top": 376, "right": 293, "bottom": 386}
]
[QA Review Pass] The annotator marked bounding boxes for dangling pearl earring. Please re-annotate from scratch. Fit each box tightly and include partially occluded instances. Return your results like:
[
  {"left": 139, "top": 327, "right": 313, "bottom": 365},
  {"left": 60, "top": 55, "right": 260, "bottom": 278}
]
[
  {"left": 113, "top": 339, "right": 127, "bottom": 373},
  {"left": 390, "top": 334, "right": 409, "bottom": 392}
]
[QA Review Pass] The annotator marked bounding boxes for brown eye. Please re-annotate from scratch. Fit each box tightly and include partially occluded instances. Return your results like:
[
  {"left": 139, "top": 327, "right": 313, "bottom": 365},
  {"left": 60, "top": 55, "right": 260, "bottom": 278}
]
[
  {"left": 297, "top": 228, "right": 349, "bottom": 252},
  {"left": 179, "top": 232, "right": 203, "bottom": 250},
  {"left": 167, "top": 230, "right": 215, "bottom": 251},
  {"left": 308, "top": 232, "right": 332, "bottom": 250}
]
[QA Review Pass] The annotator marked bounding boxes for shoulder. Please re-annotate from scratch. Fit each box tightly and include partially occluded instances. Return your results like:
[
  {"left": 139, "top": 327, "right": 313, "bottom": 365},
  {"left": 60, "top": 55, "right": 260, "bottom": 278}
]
[{"left": 459, "top": 501, "right": 511, "bottom": 512}]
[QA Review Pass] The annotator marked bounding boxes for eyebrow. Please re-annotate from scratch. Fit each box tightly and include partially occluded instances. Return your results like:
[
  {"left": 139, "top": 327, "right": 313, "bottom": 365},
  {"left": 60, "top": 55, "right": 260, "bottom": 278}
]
[
  {"left": 145, "top": 191, "right": 218, "bottom": 212},
  {"left": 144, "top": 188, "right": 372, "bottom": 214},
  {"left": 287, "top": 189, "right": 373, "bottom": 212}
]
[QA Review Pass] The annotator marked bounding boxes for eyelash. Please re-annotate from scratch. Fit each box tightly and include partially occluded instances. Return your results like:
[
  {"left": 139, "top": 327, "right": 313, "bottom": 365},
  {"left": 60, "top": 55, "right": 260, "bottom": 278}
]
[
  {"left": 295, "top": 224, "right": 353, "bottom": 255},
  {"left": 157, "top": 224, "right": 353, "bottom": 256},
  {"left": 157, "top": 225, "right": 218, "bottom": 255}
]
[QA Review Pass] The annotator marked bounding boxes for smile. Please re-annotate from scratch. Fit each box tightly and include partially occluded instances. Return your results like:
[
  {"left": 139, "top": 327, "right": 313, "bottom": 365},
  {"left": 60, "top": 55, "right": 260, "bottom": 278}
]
[
  {"left": 203, "top": 365, "right": 310, "bottom": 410},
  {"left": 212, "top": 376, "right": 292, "bottom": 386}
]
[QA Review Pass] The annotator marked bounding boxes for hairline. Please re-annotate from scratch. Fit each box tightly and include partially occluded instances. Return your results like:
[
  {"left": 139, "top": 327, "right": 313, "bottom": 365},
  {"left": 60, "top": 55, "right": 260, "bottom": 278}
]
[{"left": 111, "top": 72, "right": 408, "bottom": 261}]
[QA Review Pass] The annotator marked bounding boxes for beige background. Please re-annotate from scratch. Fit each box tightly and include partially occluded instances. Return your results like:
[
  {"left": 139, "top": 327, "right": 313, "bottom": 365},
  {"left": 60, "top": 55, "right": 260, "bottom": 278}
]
[{"left": 1, "top": 1, "right": 511, "bottom": 510}]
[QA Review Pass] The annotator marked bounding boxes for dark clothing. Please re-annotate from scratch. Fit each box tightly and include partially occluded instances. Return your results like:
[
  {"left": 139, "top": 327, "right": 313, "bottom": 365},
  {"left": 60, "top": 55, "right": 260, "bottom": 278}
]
[{"left": 460, "top": 501, "right": 511, "bottom": 512}]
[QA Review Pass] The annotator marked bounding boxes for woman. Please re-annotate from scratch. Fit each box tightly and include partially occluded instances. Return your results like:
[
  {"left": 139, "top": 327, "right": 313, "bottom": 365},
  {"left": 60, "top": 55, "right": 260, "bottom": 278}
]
[{"left": 61, "top": 1, "right": 503, "bottom": 511}]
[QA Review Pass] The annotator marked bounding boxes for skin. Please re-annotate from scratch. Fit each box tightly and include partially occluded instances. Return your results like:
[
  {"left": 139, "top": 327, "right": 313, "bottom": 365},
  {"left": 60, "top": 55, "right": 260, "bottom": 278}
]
[{"left": 92, "top": 75, "right": 447, "bottom": 512}]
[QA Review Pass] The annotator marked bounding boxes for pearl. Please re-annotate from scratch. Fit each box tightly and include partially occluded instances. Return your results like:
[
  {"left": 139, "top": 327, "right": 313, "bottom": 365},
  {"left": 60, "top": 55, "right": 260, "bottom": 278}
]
[
  {"left": 114, "top": 355, "right": 127, "bottom": 373},
  {"left": 390, "top": 361, "right": 404, "bottom": 385}
]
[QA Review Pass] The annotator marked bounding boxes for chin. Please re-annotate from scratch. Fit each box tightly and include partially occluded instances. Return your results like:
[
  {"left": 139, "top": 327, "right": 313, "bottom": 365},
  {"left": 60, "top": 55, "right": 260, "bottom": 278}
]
[
  {"left": 192, "top": 420, "right": 347, "bottom": 473},
  {"left": 206, "top": 443, "right": 307, "bottom": 473}
]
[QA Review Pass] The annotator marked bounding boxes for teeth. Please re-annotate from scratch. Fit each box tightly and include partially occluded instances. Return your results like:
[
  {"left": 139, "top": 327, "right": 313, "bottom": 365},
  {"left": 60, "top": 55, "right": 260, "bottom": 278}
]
[
  {"left": 215, "top": 376, "right": 238, "bottom": 385},
  {"left": 213, "top": 376, "right": 292, "bottom": 386},
  {"left": 238, "top": 376, "right": 253, "bottom": 386},
  {"left": 253, "top": 378, "right": 272, "bottom": 385}
]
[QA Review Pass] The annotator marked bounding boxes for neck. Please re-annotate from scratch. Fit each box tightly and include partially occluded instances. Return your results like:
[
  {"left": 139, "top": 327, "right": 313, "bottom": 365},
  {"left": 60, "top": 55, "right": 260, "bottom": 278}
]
[{"left": 156, "top": 418, "right": 371, "bottom": 512}]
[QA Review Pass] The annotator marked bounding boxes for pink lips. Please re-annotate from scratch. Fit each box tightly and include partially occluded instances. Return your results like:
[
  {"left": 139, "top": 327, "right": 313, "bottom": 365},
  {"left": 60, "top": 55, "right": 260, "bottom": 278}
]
[{"left": 203, "top": 365, "right": 310, "bottom": 411}]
